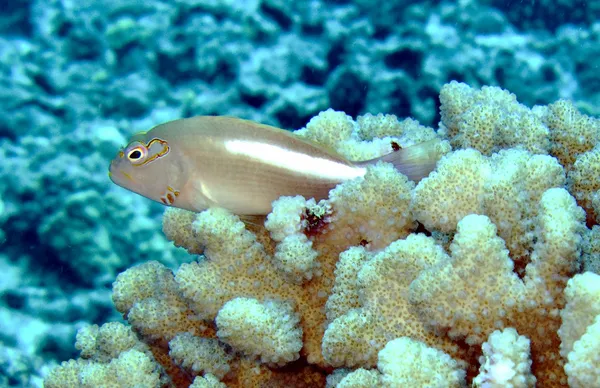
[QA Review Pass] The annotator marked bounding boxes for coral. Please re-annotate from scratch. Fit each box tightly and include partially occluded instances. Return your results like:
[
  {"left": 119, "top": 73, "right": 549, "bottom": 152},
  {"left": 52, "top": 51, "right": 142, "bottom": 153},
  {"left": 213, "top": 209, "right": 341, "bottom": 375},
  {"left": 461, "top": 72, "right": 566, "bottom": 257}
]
[
  {"left": 44, "top": 84, "right": 600, "bottom": 387},
  {"left": 567, "top": 144, "right": 600, "bottom": 222},
  {"left": 296, "top": 109, "right": 450, "bottom": 163},
  {"left": 190, "top": 374, "right": 228, "bottom": 388},
  {"left": 410, "top": 189, "right": 585, "bottom": 384},
  {"left": 265, "top": 196, "right": 321, "bottom": 283},
  {"left": 169, "top": 333, "right": 232, "bottom": 379},
  {"left": 377, "top": 337, "right": 466, "bottom": 387},
  {"left": 541, "top": 99, "right": 600, "bottom": 169},
  {"left": 322, "top": 235, "right": 466, "bottom": 368},
  {"left": 412, "top": 148, "right": 565, "bottom": 270},
  {"left": 163, "top": 207, "right": 205, "bottom": 255},
  {"left": 112, "top": 260, "right": 216, "bottom": 344},
  {"left": 412, "top": 149, "right": 491, "bottom": 232},
  {"left": 215, "top": 297, "right": 303, "bottom": 365},
  {"left": 473, "top": 328, "right": 536, "bottom": 387},
  {"left": 581, "top": 226, "right": 600, "bottom": 273},
  {"left": 44, "top": 322, "right": 171, "bottom": 387},
  {"left": 439, "top": 81, "right": 550, "bottom": 155},
  {"left": 439, "top": 82, "right": 600, "bottom": 172},
  {"left": 558, "top": 272, "right": 600, "bottom": 359},
  {"left": 326, "top": 161, "right": 416, "bottom": 249},
  {"left": 564, "top": 317, "right": 600, "bottom": 387},
  {"left": 75, "top": 322, "right": 147, "bottom": 363},
  {"left": 558, "top": 272, "right": 600, "bottom": 387},
  {"left": 330, "top": 336, "right": 467, "bottom": 388},
  {"left": 335, "top": 368, "right": 381, "bottom": 388},
  {"left": 44, "top": 349, "right": 166, "bottom": 388}
]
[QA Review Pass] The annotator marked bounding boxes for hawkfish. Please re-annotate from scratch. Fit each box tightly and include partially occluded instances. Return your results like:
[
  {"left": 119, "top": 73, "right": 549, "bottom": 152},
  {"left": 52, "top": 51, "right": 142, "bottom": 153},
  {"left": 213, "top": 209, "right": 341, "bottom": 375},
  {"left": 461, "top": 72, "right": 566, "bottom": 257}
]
[{"left": 109, "top": 116, "right": 441, "bottom": 215}]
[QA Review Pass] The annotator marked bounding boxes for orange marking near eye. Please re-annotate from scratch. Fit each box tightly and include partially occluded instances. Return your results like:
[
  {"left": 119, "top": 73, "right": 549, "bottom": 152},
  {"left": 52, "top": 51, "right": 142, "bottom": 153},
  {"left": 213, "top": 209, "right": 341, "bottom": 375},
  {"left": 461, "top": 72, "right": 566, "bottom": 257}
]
[
  {"left": 160, "top": 186, "right": 180, "bottom": 206},
  {"left": 122, "top": 172, "right": 135, "bottom": 182},
  {"left": 167, "top": 186, "right": 181, "bottom": 197},
  {"left": 141, "top": 138, "right": 169, "bottom": 165},
  {"left": 131, "top": 138, "right": 170, "bottom": 167}
]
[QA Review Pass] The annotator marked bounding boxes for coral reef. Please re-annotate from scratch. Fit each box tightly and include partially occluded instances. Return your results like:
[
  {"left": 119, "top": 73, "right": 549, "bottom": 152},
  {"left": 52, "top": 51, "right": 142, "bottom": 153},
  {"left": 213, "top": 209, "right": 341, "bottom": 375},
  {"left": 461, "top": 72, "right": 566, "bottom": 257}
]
[
  {"left": 2, "top": 0, "right": 600, "bottom": 385},
  {"left": 45, "top": 83, "right": 600, "bottom": 387}
]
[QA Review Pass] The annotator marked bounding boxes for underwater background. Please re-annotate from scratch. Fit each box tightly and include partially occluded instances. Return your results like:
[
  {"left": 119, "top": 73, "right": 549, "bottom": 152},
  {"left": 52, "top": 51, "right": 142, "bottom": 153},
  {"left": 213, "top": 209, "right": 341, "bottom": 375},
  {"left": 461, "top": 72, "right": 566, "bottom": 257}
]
[{"left": 0, "top": 0, "right": 599, "bottom": 386}]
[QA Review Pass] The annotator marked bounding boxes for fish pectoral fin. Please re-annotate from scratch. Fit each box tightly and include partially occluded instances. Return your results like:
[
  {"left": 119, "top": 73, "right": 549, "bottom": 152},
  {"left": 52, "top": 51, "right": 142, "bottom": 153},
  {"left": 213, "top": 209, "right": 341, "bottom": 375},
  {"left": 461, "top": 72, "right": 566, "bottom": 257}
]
[{"left": 238, "top": 214, "right": 267, "bottom": 229}]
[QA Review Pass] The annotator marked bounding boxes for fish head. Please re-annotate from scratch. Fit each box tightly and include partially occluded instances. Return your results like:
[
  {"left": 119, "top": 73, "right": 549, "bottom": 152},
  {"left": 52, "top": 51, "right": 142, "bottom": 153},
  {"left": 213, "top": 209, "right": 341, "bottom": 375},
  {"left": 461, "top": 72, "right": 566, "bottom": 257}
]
[{"left": 109, "top": 131, "right": 188, "bottom": 207}]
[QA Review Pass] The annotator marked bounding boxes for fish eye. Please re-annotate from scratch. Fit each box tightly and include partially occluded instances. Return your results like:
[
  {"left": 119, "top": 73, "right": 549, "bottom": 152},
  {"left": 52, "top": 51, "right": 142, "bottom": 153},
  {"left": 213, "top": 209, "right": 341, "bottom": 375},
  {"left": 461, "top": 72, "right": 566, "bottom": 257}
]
[
  {"left": 129, "top": 149, "right": 142, "bottom": 159},
  {"left": 127, "top": 146, "right": 148, "bottom": 165}
]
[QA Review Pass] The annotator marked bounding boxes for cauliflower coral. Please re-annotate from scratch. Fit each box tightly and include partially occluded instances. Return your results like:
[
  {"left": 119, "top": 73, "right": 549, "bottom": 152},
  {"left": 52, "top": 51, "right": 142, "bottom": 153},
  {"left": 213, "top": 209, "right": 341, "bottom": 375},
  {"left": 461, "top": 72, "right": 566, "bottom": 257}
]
[{"left": 45, "top": 82, "right": 600, "bottom": 387}]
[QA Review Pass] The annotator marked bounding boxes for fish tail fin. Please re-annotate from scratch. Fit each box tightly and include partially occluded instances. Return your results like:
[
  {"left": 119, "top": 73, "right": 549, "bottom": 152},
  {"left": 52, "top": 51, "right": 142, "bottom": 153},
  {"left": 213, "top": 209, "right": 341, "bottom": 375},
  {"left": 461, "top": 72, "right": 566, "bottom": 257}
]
[{"left": 357, "top": 139, "right": 442, "bottom": 182}]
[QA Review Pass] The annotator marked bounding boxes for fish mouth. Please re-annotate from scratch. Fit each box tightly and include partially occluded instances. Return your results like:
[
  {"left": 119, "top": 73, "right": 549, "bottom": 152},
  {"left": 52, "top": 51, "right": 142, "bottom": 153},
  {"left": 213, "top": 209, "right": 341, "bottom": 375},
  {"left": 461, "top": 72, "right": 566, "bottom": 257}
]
[
  {"left": 109, "top": 161, "right": 135, "bottom": 186},
  {"left": 108, "top": 161, "right": 118, "bottom": 183}
]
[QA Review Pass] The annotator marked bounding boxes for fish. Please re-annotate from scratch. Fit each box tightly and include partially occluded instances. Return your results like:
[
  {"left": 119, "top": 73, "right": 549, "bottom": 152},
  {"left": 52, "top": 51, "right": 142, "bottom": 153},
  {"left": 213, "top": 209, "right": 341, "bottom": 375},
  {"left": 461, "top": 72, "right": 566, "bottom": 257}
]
[{"left": 109, "top": 116, "right": 441, "bottom": 215}]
